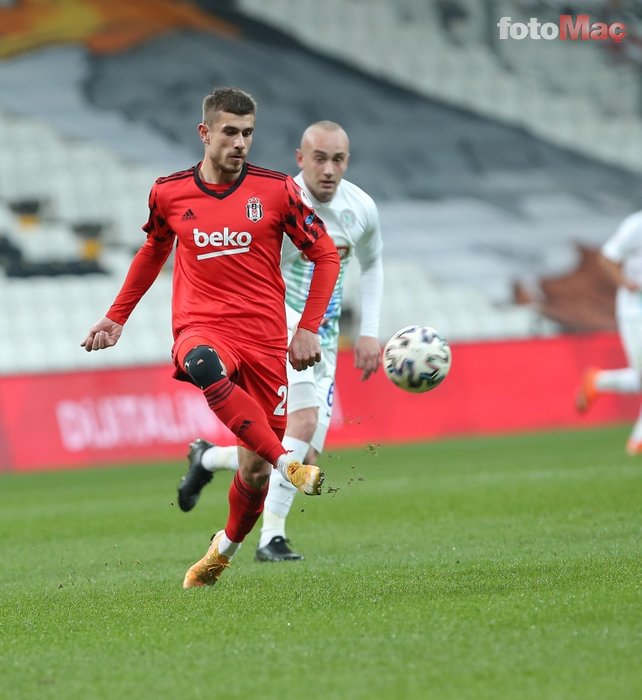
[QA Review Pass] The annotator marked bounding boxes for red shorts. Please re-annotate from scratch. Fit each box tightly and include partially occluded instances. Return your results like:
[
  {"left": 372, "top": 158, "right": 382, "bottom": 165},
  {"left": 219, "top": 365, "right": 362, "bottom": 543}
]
[{"left": 172, "top": 328, "right": 289, "bottom": 438}]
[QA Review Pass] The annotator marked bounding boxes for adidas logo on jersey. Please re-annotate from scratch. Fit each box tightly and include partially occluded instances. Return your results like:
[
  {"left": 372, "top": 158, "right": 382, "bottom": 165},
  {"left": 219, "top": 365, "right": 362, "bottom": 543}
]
[
  {"left": 182, "top": 209, "right": 197, "bottom": 220},
  {"left": 193, "top": 227, "right": 253, "bottom": 260}
]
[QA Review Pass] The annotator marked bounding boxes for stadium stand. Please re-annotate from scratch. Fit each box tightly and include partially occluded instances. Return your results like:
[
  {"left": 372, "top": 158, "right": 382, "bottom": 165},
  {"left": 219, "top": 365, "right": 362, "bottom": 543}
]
[
  {"left": 0, "top": 0, "right": 640, "bottom": 374},
  {"left": 236, "top": 0, "right": 642, "bottom": 173}
]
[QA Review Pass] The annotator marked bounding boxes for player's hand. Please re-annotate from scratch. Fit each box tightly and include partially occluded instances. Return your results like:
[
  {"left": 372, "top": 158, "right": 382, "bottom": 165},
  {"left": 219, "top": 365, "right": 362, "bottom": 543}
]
[
  {"left": 354, "top": 335, "right": 381, "bottom": 381},
  {"left": 288, "top": 327, "right": 321, "bottom": 371},
  {"left": 81, "top": 316, "right": 123, "bottom": 352}
]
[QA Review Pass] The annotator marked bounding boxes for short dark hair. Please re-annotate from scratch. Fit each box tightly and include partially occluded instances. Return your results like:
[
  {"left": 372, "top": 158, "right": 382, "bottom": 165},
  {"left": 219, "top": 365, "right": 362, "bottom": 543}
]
[{"left": 202, "top": 87, "right": 257, "bottom": 124}]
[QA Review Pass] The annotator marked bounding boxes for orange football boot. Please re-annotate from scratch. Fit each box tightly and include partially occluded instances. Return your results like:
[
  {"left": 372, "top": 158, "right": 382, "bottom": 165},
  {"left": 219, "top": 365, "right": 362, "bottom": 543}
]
[
  {"left": 286, "top": 460, "right": 324, "bottom": 495},
  {"left": 626, "top": 439, "right": 642, "bottom": 456},
  {"left": 183, "top": 530, "right": 230, "bottom": 589},
  {"left": 575, "top": 368, "right": 600, "bottom": 413}
]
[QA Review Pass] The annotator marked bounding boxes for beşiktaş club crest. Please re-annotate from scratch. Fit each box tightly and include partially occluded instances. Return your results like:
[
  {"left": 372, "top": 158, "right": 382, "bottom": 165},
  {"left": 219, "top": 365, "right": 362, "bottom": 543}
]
[{"left": 246, "top": 197, "right": 263, "bottom": 222}]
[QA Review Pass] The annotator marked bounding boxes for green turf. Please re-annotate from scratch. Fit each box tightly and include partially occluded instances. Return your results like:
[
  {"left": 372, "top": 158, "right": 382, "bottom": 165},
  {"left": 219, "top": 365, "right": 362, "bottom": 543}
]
[{"left": 1, "top": 425, "right": 640, "bottom": 700}]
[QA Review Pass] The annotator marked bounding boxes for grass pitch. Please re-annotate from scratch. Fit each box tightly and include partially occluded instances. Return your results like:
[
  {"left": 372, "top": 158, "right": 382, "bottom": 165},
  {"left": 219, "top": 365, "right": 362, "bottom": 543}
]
[{"left": 1, "top": 425, "right": 641, "bottom": 700}]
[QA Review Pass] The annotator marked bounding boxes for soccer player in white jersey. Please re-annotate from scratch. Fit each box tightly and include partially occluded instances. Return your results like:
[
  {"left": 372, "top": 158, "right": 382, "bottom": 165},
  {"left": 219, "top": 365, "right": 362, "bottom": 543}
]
[
  {"left": 177, "top": 121, "right": 384, "bottom": 559},
  {"left": 576, "top": 209, "right": 642, "bottom": 454}
]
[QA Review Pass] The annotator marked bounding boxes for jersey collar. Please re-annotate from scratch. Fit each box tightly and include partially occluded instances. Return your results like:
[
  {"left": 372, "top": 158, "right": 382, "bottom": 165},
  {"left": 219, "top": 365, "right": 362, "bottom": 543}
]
[{"left": 193, "top": 162, "right": 248, "bottom": 199}]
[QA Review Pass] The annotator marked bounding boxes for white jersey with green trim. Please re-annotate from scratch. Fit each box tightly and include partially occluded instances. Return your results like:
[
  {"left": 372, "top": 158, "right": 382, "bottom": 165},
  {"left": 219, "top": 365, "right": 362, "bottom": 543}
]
[{"left": 281, "top": 173, "right": 383, "bottom": 350}]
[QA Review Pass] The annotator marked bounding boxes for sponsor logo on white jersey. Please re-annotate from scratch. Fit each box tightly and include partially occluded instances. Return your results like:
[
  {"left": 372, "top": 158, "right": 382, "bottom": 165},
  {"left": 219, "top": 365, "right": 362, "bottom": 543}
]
[
  {"left": 340, "top": 209, "right": 356, "bottom": 228},
  {"left": 193, "top": 227, "right": 252, "bottom": 260}
]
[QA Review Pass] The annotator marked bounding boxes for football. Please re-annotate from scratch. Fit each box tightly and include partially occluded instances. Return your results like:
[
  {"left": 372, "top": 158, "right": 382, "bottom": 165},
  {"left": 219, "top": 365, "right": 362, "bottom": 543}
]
[{"left": 382, "top": 325, "right": 452, "bottom": 393}]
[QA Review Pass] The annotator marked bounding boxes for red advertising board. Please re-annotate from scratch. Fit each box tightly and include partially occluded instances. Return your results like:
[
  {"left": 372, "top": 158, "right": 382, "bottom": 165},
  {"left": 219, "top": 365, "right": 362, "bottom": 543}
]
[{"left": 0, "top": 332, "right": 637, "bottom": 472}]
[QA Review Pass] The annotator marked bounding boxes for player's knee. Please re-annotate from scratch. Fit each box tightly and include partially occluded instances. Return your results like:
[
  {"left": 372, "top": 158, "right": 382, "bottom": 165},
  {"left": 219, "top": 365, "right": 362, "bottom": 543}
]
[
  {"left": 184, "top": 345, "right": 226, "bottom": 389},
  {"left": 288, "top": 406, "right": 319, "bottom": 442}
]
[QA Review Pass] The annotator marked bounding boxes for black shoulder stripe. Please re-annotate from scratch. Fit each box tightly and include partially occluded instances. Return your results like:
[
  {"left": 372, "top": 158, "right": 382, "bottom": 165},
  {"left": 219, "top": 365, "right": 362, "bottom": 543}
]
[
  {"left": 246, "top": 164, "right": 288, "bottom": 181},
  {"left": 155, "top": 167, "right": 195, "bottom": 185}
]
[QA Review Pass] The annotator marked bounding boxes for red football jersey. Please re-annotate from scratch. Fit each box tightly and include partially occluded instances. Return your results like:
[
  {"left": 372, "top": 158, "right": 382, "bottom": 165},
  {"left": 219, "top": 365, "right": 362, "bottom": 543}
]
[{"left": 107, "top": 162, "right": 338, "bottom": 352}]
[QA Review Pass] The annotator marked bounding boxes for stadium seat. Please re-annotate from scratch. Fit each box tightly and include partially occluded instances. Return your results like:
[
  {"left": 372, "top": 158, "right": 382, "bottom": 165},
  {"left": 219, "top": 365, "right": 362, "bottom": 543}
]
[{"left": 0, "top": 6, "right": 640, "bottom": 375}]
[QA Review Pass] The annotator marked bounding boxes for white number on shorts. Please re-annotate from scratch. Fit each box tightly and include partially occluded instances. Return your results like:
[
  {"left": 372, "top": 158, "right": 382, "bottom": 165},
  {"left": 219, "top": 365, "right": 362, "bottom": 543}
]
[{"left": 274, "top": 384, "right": 288, "bottom": 416}]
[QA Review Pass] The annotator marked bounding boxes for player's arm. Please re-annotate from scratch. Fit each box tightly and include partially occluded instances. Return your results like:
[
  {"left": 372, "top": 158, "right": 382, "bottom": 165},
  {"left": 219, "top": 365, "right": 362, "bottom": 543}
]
[
  {"left": 598, "top": 253, "right": 639, "bottom": 292},
  {"left": 81, "top": 186, "right": 175, "bottom": 351},
  {"left": 354, "top": 202, "right": 384, "bottom": 380},
  {"left": 289, "top": 233, "right": 339, "bottom": 370},
  {"left": 600, "top": 212, "right": 642, "bottom": 292},
  {"left": 282, "top": 178, "right": 340, "bottom": 370},
  {"left": 354, "top": 259, "right": 383, "bottom": 380}
]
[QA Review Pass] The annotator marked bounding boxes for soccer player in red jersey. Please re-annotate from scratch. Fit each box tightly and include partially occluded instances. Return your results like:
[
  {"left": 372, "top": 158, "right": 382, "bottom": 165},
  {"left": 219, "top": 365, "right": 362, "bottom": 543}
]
[{"left": 81, "top": 87, "right": 340, "bottom": 588}]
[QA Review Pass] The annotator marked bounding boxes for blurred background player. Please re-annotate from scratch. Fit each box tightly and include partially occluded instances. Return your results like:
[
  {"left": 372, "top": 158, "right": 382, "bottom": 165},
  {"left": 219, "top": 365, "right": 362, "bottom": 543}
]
[
  {"left": 576, "top": 209, "right": 642, "bottom": 455},
  {"left": 82, "top": 88, "right": 339, "bottom": 587},
  {"left": 177, "top": 120, "right": 384, "bottom": 560}
]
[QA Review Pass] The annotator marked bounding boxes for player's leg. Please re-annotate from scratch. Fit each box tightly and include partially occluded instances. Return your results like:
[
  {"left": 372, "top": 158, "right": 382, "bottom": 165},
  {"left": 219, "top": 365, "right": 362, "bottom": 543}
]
[
  {"left": 179, "top": 440, "right": 264, "bottom": 484},
  {"left": 182, "top": 440, "right": 239, "bottom": 485},
  {"left": 305, "top": 347, "right": 337, "bottom": 468},
  {"left": 256, "top": 404, "right": 318, "bottom": 561},
  {"left": 175, "top": 341, "right": 282, "bottom": 511},
  {"left": 176, "top": 339, "right": 322, "bottom": 513},
  {"left": 576, "top": 316, "right": 642, "bottom": 412},
  {"left": 193, "top": 306, "right": 316, "bottom": 482},
  {"left": 257, "top": 353, "right": 336, "bottom": 561},
  {"left": 182, "top": 344, "right": 326, "bottom": 589},
  {"left": 618, "top": 317, "right": 642, "bottom": 454},
  {"left": 177, "top": 438, "right": 238, "bottom": 512},
  {"left": 201, "top": 443, "right": 240, "bottom": 471},
  {"left": 184, "top": 345, "right": 287, "bottom": 463},
  {"left": 178, "top": 408, "right": 315, "bottom": 522},
  {"left": 183, "top": 447, "right": 271, "bottom": 588},
  {"left": 255, "top": 347, "right": 318, "bottom": 561},
  {"left": 256, "top": 406, "right": 330, "bottom": 562}
]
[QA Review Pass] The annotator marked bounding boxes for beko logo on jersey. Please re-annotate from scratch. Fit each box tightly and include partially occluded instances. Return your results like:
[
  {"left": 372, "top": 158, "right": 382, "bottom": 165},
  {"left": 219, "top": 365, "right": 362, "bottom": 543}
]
[{"left": 193, "top": 227, "right": 253, "bottom": 260}]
